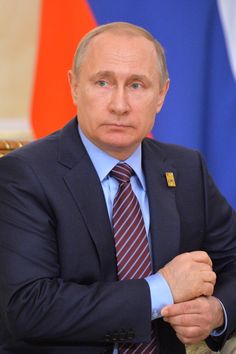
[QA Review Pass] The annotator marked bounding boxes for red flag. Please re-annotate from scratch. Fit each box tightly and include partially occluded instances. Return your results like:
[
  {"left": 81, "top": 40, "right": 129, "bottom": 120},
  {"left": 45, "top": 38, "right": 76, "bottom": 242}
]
[{"left": 31, "top": 0, "right": 96, "bottom": 138}]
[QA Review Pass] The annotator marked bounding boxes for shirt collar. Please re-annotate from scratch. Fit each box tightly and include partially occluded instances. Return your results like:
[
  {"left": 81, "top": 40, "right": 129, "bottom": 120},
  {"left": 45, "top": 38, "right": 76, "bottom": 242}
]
[{"left": 78, "top": 127, "right": 146, "bottom": 190}]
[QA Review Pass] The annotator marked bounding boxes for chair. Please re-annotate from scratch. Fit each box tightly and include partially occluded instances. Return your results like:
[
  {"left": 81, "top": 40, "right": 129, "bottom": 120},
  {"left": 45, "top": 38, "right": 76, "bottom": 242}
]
[
  {"left": 0, "top": 139, "right": 28, "bottom": 157},
  {"left": 187, "top": 333, "right": 236, "bottom": 354}
]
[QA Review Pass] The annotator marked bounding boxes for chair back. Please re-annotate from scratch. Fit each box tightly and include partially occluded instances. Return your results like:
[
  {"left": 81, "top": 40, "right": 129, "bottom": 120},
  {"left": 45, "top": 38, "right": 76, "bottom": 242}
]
[{"left": 0, "top": 140, "right": 28, "bottom": 157}]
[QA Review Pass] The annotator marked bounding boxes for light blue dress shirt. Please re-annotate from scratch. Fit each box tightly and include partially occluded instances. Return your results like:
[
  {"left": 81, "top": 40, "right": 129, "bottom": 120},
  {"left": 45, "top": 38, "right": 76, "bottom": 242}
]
[{"left": 78, "top": 127, "right": 226, "bottom": 351}]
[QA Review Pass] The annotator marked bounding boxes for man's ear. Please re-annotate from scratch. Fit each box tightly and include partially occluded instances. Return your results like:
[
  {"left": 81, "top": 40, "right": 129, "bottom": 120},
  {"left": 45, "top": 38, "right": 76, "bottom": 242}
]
[
  {"left": 68, "top": 70, "right": 78, "bottom": 105},
  {"left": 156, "top": 79, "right": 170, "bottom": 114}
]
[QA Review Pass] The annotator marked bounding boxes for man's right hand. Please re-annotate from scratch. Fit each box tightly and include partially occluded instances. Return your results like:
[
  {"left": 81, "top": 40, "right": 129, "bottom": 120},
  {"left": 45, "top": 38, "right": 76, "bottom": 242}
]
[{"left": 159, "top": 251, "right": 216, "bottom": 303}]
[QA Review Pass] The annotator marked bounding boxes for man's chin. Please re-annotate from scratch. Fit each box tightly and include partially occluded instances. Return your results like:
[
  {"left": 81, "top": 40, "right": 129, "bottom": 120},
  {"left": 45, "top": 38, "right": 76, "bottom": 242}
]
[{"left": 99, "top": 138, "right": 140, "bottom": 159}]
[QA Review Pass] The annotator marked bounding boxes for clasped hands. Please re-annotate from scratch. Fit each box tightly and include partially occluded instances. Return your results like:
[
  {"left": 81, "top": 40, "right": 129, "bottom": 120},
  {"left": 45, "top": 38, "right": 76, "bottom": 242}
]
[{"left": 159, "top": 251, "right": 224, "bottom": 344}]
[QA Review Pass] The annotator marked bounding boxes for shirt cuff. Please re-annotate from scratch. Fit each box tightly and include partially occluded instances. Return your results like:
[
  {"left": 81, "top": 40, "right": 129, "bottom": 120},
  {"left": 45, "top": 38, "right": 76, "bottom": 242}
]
[
  {"left": 145, "top": 272, "right": 173, "bottom": 320},
  {"left": 211, "top": 299, "right": 227, "bottom": 336}
]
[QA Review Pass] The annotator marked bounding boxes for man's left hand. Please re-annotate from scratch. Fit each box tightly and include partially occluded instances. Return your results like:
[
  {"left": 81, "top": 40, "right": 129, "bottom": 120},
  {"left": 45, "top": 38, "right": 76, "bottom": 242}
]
[{"left": 161, "top": 296, "right": 224, "bottom": 344}]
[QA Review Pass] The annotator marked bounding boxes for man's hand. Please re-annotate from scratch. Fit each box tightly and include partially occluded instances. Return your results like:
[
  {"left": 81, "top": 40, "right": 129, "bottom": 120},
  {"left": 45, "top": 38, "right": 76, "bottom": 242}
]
[
  {"left": 159, "top": 251, "right": 216, "bottom": 303},
  {"left": 161, "top": 296, "right": 224, "bottom": 345}
]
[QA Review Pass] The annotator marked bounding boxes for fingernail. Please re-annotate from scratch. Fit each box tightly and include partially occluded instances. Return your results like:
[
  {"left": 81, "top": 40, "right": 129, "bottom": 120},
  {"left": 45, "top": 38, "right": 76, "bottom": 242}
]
[{"left": 161, "top": 308, "right": 167, "bottom": 317}]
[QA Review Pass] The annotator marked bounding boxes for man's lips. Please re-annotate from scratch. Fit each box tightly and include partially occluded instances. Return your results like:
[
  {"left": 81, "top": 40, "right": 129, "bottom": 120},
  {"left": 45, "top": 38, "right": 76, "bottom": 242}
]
[{"left": 103, "top": 123, "right": 132, "bottom": 128}]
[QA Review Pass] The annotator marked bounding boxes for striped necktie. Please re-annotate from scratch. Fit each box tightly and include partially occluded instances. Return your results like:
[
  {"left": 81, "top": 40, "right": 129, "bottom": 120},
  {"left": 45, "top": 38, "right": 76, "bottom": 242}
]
[{"left": 111, "top": 163, "right": 157, "bottom": 353}]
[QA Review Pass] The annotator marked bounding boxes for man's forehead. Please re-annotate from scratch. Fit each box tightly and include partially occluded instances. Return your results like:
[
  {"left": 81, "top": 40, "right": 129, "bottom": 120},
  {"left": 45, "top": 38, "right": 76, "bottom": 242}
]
[
  {"left": 88, "top": 30, "right": 156, "bottom": 53},
  {"left": 77, "top": 30, "right": 160, "bottom": 82}
]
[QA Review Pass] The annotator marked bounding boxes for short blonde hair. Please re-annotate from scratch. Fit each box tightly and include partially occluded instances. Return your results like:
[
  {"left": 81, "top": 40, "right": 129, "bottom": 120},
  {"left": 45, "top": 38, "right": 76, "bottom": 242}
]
[{"left": 72, "top": 22, "right": 169, "bottom": 88}]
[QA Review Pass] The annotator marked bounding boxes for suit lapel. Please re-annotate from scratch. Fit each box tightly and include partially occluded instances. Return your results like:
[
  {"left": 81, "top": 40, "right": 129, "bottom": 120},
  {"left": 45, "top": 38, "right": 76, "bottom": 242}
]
[
  {"left": 142, "top": 139, "right": 181, "bottom": 271},
  {"left": 57, "top": 119, "right": 117, "bottom": 280}
]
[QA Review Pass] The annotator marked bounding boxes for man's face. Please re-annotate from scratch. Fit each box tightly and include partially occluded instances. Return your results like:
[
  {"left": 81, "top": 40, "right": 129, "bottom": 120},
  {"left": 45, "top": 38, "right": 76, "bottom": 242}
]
[{"left": 69, "top": 31, "right": 169, "bottom": 160}]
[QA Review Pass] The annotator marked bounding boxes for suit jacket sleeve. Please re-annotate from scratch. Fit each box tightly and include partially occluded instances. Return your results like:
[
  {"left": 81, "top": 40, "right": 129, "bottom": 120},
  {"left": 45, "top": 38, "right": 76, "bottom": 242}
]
[{"left": 198, "top": 154, "right": 236, "bottom": 350}]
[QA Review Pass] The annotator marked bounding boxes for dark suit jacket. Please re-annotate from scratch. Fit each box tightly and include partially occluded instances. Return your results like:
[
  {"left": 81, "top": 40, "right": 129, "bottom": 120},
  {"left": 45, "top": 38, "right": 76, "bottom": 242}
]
[{"left": 0, "top": 118, "right": 236, "bottom": 354}]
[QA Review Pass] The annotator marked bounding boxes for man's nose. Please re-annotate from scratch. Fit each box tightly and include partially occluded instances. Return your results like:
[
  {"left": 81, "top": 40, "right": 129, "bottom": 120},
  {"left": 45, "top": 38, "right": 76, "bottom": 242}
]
[{"left": 108, "top": 87, "right": 130, "bottom": 115}]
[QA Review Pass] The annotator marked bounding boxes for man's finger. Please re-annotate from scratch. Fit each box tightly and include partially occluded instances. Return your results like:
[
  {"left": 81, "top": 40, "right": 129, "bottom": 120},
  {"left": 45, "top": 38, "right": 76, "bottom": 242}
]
[
  {"left": 190, "top": 251, "right": 213, "bottom": 267},
  {"left": 161, "top": 299, "right": 201, "bottom": 317}
]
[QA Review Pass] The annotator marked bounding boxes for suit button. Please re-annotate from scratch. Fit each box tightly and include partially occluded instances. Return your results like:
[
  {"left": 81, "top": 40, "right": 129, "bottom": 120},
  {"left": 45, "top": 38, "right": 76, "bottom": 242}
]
[
  {"left": 127, "top": 329, "right": 135, "bottom": 340},
  {"left": 119, "top": 329, "right": 126, "bottom": 341},
  {"left": 111, "top": 331, "right": 119, "bottom": 341},
  {"left": 105, "top": 333, "right": 111, "bottom": 342}
]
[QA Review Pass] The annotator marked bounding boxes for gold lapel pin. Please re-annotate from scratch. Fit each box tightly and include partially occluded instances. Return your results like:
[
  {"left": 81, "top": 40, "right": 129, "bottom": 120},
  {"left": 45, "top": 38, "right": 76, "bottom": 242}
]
[{"left": 165, "top": 172, "right": 176, "bottom": 187}]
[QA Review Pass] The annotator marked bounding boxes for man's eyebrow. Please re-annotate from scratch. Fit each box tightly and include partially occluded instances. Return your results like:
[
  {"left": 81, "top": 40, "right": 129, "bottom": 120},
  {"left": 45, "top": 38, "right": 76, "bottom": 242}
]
[
  {"left": 90, "top": 71, "right": 115, "bottom": 80},
  {"left": 90, "top": 71, "right": 152, "bottom": 84},
  {"left": 128, "top": 74, "right": 151, "bottom": 83}
]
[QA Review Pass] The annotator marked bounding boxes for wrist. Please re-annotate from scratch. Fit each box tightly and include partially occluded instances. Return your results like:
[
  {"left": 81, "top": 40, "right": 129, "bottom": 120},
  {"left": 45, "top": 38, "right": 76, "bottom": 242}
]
[{"left": 210, "top": 296, "right": 224, "bottom": 330}]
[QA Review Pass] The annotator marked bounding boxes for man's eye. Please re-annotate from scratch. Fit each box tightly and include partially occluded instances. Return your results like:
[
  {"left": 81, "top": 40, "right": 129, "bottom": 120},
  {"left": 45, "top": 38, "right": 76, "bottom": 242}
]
[
  {"left": 131, "top": 82, "right": 142, "bottom": 89},
  {"left": 97, "top": 80, "right": 108, "bottom": 87}
]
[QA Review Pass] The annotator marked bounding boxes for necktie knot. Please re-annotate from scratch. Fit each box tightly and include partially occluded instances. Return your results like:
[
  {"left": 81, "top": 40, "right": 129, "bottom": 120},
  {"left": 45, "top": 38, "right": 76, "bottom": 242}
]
[{"left": 110, "top": 163, "right": 133, "bottom": 184}]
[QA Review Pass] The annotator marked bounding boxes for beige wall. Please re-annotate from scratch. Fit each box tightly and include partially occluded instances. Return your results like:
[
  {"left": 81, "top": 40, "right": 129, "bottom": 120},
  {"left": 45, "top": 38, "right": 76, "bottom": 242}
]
[{"left": 0, "top": 0, "right": 40, "bottom": 139}]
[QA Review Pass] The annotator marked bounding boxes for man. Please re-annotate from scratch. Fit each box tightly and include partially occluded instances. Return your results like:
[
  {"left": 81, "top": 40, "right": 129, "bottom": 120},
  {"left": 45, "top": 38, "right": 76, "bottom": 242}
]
[{"left": 0, "top": 22, "right": 235, "bottom": 354}]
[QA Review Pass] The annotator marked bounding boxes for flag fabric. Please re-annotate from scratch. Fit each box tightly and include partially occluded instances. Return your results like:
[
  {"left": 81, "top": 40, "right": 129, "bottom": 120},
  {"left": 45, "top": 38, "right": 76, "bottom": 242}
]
[
  {"left": 31, "top": 0, "right": 236, "bottom": 209},
  {"left": 31, "top": 0, "right": 96, "bottom": 138}
]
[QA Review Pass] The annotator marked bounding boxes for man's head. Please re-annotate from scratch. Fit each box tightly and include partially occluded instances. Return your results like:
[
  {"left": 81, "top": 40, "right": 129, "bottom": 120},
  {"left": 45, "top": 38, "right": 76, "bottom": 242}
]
[{"left": 68, "top": 22, "right": 170, "bottom": 160}]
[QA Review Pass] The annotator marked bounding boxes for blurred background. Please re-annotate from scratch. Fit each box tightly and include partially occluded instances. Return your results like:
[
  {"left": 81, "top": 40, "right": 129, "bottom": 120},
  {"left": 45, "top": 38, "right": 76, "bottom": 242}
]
[
  {"left": 0, "top": 0, "right": 235, "bottom": 208},
  {"left": 0, "top": 0, "right": 40, "bottom": 139}
]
